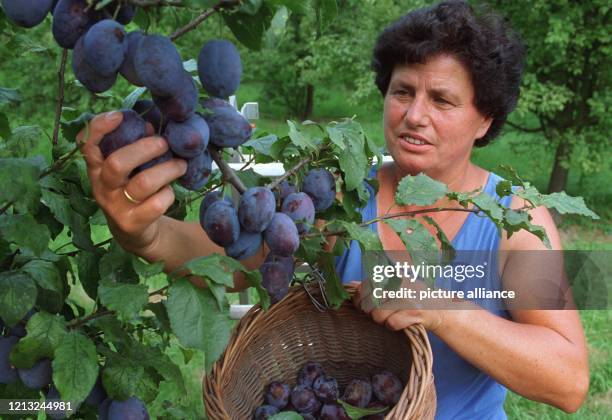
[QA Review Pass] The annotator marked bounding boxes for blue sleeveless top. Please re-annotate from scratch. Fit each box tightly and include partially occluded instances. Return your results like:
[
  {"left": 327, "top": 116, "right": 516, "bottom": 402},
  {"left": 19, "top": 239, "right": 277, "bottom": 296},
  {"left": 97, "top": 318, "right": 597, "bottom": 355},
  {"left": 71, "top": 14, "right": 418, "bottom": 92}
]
[{"left": 335, "top": 168, "right": 512, "bottom": 420}]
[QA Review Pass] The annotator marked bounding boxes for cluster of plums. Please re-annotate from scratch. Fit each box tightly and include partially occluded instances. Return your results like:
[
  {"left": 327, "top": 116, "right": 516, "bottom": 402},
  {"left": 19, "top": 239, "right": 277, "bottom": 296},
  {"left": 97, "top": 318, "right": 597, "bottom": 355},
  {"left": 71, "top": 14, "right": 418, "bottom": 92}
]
[
  {"left": 1, "top": 314, "right": 149, "bottom": 419},
  {"left": 199, "top": 167, "right": 336, "bottom": 304},
  {"left": 2, "top": 0, "right": 252, "bottom": 191},
  {"left": 253, "top": 362, "right": 403, "bottom": 419}
]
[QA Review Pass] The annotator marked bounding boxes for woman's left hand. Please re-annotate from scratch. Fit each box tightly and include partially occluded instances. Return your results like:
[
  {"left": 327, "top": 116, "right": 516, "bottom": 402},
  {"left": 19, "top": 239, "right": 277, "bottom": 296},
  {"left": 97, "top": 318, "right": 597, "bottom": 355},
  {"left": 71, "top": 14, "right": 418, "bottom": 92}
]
[{"left": 350, "top": 281, "right": 447, "bottom": 333}]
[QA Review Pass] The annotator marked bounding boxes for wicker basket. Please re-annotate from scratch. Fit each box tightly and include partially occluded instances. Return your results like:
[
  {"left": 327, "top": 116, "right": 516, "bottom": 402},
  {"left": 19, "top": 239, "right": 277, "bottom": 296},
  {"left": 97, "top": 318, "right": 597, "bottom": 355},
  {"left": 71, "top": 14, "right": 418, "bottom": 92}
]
[{"left": 204, "top": 284, "right": 436, "bottom": 419}]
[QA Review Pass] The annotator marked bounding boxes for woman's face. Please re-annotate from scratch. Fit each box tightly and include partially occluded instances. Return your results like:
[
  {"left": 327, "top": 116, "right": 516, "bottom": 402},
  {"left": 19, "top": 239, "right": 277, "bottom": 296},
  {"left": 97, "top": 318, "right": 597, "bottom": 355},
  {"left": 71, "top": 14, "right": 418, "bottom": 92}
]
[{"left": 383, "top": 54, "right": 492, "bottom": 181}]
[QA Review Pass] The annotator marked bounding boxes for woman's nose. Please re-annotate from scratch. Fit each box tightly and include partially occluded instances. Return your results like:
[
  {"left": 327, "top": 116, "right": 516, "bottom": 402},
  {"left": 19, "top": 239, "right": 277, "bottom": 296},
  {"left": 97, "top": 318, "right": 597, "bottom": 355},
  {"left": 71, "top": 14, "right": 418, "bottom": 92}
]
[{"left": 404, "top": 96, "right": 429, "bottom": 127}]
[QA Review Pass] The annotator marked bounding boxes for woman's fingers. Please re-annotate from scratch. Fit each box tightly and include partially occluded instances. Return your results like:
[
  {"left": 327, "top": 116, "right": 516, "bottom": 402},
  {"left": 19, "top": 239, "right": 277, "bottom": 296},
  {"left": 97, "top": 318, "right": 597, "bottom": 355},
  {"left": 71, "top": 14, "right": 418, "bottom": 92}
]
[
  {"left": 122, "top": 158, "right": 187, "bottom": 204},
  {"left": 99, "top": 135, "right": 176, "bottom": 189},
  {"left": 78, "top": 111, "right": 123, "bottom": 170}
]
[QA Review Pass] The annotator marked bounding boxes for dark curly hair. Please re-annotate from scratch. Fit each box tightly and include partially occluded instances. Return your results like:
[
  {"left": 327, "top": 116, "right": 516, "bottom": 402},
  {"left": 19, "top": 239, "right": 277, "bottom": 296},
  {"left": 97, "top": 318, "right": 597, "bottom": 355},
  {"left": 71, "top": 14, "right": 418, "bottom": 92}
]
[{"left": 372, "top": 0, "right": 525, "bottom": 146}]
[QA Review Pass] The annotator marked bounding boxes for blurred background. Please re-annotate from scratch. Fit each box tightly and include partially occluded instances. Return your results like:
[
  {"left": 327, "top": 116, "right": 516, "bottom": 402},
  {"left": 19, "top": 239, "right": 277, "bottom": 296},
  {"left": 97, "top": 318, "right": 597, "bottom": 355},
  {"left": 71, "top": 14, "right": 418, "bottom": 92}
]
[{"left": 0, "top": 1, "right": 609, "bottom": 418}]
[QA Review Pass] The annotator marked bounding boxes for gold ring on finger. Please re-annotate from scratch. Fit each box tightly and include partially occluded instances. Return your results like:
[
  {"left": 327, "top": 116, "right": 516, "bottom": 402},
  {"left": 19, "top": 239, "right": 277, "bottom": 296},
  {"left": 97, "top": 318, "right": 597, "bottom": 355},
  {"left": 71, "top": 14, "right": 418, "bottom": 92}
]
[{"left": 123, "top": 187, "right": 142, "bottom": 204}]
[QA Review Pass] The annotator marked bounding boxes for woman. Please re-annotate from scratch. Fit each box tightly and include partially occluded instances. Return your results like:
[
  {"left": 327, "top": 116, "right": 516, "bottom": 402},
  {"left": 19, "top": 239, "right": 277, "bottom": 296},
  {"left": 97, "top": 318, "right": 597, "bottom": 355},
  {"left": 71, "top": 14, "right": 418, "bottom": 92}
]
[{"left": 78, "top": 1, "right": 588, "bottom": 418}]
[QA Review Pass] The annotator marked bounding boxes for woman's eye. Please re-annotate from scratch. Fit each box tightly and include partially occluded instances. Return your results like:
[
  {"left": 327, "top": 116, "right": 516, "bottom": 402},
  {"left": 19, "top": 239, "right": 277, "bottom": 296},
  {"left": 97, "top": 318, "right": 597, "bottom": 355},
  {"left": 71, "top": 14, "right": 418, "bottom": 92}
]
[{"left": 435, "top": 97, "right": 451, "bottom": 105}]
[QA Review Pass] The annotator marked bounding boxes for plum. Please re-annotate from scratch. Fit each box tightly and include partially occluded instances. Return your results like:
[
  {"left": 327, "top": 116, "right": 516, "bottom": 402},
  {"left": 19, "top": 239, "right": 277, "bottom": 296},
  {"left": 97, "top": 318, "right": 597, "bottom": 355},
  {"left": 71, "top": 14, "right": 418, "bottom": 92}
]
[
  {"left": 320, "top": 403, "right": 351, "bottom": 420},
  {"left": 342, "top": 378, "right": 373, "bottom": 408},
  {"left": 17, "top": 358, "right": 52, "bottom": 390},
  {"left": 119, "top": 31, "right": 145, "bottom": 86},
  {"left": 264, "top": 381, "right": 291, "bottom": 409},
  {"left": 225, "top": 231, "right": 262, "bottom": 260},
  {"left": 372, "top": 371, "right": 403, "bottom": 405},
  {"left": 72, "top": 36, "right": 117, "bottom": 94},
  {"left": 313, "top": 375, "right": 339, "bottom": 403},
  {"left": 0, "top": 336, "right": 19, "bottom": 384},
  {"left": 252, "top": 404, "right": 278, "bottom": 420},
  {"left": 302, "top": 168, "right": 336, "bottom": 212},
  {"left": 178, "top": 150, "right": 212, "bottom": 191},
  {"left": 134, "top": 34, "right": 184, "bottom": 97},
  {"left": 153, "top": 71, "right": 198, "bottom": 122},
  {"left": 1, "top": 0, "right": 54, "bottom": 28},
  {"left": 107, "top": 397, "right": 149, "bottom": 420},
  {"left": 263, "top": 213, "right": 300, "bottom": 257},
  {"left": 199, "top": 191, "right": 232, "bottom": 223},
  {"left": 197, "top": 39, "right": 242, "bottom": 98},
  {"left": 83, "top": 19, "right": 128, "bottom": 77},
  {"left": 238, "top": 187, "right": 276, "bottom": 233},
  {"left": 132, "top": 99, "right": 163, "bottom": 133},
  {"left": 202, "top": 201, "right": 240, "bottom": 247},
  {"left": 201, "top": 98, "right": 252, "bottom": 148},
  {"left": 281, "top": 192, "right": 315, "bottom": 234},
  {"left": 99, "top": 110, "right": 146, "bottom": 158},
  {"left": 165, "top": 114, "right": 209, "bottom": 158},
  {"left": 297, "top": 362, "right": 324, "bottom": 388},
  {"left": 290, "top": 384, "right": 321, "bottom": 414},
  {"left": 259, "top": 261, "right": 291, "bottom": 304},
  {"left": 52, "top": 0, "right": 98, "bottom": 49}
]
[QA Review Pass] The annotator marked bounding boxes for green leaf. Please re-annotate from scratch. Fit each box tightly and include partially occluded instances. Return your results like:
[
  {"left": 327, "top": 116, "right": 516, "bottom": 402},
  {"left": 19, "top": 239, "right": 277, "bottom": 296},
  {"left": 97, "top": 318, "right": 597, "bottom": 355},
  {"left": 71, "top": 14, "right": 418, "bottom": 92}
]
[
  {"left": 181, "top": 254, "right": 243, "bottom": 287},
  {"left": 0, "top": 157, "right": 42, "bottom": 212},
  {"left": 243, "top": 134, "right": 278, "bottom": 157},
  {"left": 336, "top": 221, "right": 382, "bottom": 251},
  {"left": 99, "top": 241, "right": 140, "bottom": 283},
  {"left": 93, "top": 316, "right": 132, "bottom": 348},
  {"left": 21, "top": 259, "right": 65, "bottom": 312},
  {"left": 269, "top": 412, "right": 304, "bottom": 420},
  {"left": 222, "top": 3, "right": 275, "bottom": 51},
  {"left": 472, "top": 192, "right": 504, "bottom": 223},
  {"left": 396, "top": 174, "right": 448, "bottom": 206},
  {"left": 542, "top": 192, "right": 599, "bottom": 219},
  {"left": 0, "top": 126, "right": 52, "bottom": 165},
  {"left": 165, "top": 280, "right": 231, "bottom": 372},
  {"left": 132, "top": 258, "right": 165, "bottom": 279},
  {"left": 495, "top": 180, "right": 513, "bottom": 198},
  {"left": 77, "top": 250, "right": 103, "bottom": 299},
  {"left": 287, "top": 120, "right": 318, "bottom": 150},
  {"left": 60, "top": 112, "right": 94, "bottom": 143},
  {"left": 319, "top": 253, "right": 348, "bottom": 308},
  {"left": 267, "top": 0, "right": 308, "bottom": 14},
  {"left": 337, "top": 399, "right": 388, "bottom": 419},
  {"left": 0, "top": 87, "right": 21, "bottom": 106},
  {"left": 330, "top": 120, "right": 368, "bottom": 191},
  {"left": 0, "top": 214, "right": 50, "bottom": 256},
  {"left": 313, "top": 0, "right": 338, "bottom": 30},
  {"left": 384, "top": 219, "right": 438, "bottom": 252},
  {"left": 9, "top": 312, "right": 67, "bottom": 368},
  {"left": 0, "top": 272, "right": 37, "bottom": 327},
  {"left": 122, "top": 86, "right": 147, "bottom": 110},
  {"left": 98, "top": 280, "right": 149, "bottom": 319},
  {"left": 244, "top": 268, "right": 270, "bottom": 310},
  {"left": 240, "top": 0, "right": 263, "bottom": 15},
  {"left": 422, "top": 216, "right": 455, "bottom": 262},
  {"left": 52, "top": 332, "right": 98, "bottom": 405},
  {"left": 102, "top": 353, "right": 145, "bottom": 401},
  {"left": 0, "top": 112, "right": 9, "bottom": 139},
  {"left": 128, "top": 343, "right": 187, "bottom": 395}
]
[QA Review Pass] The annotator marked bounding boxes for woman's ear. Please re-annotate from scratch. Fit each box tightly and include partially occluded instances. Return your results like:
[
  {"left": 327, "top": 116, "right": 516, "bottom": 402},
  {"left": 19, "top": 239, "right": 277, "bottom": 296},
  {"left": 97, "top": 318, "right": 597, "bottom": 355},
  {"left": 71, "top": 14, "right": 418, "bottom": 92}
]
[{"left": 475, "top": 115, "right": 493, "bottom": 141}]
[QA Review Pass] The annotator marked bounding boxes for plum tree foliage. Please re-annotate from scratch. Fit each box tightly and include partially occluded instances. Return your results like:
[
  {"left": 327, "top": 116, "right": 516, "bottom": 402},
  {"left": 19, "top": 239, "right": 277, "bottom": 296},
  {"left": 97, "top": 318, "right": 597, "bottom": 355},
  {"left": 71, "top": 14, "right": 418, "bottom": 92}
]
[{"left": 0, "top": 0, "right": 599, "bottom": 418}]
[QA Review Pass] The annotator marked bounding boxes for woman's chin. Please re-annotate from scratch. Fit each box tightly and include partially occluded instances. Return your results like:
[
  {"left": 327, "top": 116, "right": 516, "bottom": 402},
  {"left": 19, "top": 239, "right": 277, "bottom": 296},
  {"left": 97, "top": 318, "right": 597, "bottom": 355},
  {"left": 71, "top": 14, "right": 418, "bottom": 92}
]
[{"left": 390, "top": 154, "right": 434, "bottom": 176}]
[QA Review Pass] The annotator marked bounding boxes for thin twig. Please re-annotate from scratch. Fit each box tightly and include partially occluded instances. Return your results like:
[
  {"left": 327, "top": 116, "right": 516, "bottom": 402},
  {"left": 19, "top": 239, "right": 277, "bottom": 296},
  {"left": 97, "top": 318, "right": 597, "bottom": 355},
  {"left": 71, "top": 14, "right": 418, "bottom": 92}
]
[
  {"left": 304, "top": 207, "right": 477, "bottom": 238},
  {"left": 505, "top": 120, "right": 543, "bottom": 133},
  {"left": 267, "top": 155, "right": 314, "bottom": 190},
  {"left": 148, "top": 285, "right": 170, "bottom": 297},
  {"left": 38, "top": 143, "right": 82, "bottom": 179},
  {"left": 170, "top": 0, "right": 240, "bottom": 41},
  {"left": 57, "top": 237, "right": 113, "bottom": 256},
  {"left": 52, "top": 49, "right": 68, "bottom": 145},
  {"left": 68, "top": 309, "right": 114, "bottom": 329},
  {"left": 0, "top": 201, "right": 15, "bottom": 216},
  {"left": 209, "top": 147, "right": 247, "bottom": 193},
  {"left": 239, "top": 155, "right": 256, "bottom": 171}
]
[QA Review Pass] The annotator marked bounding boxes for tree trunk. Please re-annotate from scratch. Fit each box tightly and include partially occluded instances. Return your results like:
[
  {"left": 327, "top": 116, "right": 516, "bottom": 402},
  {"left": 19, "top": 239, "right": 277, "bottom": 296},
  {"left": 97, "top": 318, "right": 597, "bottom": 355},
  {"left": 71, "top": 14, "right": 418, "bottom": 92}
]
[
  {"left": 302, "top": 84, "right": 314, "bottom": 121},
  {"left": 547, "top": 138, "right": 570, "bottom": 193}
]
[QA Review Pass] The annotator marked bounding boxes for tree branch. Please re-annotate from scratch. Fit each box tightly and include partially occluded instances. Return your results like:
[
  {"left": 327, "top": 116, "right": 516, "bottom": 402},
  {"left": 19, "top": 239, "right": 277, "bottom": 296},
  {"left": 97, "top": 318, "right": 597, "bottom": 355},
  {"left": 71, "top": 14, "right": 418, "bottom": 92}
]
[
  {"left": 505, "top": 120, "right": 543, "bottom": 133},
  {"left": 52, "top": 49, "right": 68, "bottom": 145},
  {"left": 0, "top": 200, "right": 15, "bottom": 216},
  {"left": 267, "top": 154, "right": 314, "bottom": 191},
  {"left": 209, "top": 146, "right": 247, "bottom": 193},
  {"left": 170, "top": 0, "right": 240, "bottom": 41},
  {"left": 68, "top": 309, "right": 114, "bottom": 329},
  {"left": 305, "top": 207, "right": 477, "bottom": 238}
]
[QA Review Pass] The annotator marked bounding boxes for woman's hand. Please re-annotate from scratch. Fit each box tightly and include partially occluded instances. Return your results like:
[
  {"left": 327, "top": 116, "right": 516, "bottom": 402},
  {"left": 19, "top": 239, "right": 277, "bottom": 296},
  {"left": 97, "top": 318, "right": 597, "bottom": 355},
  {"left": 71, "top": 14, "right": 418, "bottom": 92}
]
[
  {"left": 351, "top": 280, "right": 446, "bottom": 333},
  {"left": 78, "top": 111, "right": 187, "bottom": 254}
]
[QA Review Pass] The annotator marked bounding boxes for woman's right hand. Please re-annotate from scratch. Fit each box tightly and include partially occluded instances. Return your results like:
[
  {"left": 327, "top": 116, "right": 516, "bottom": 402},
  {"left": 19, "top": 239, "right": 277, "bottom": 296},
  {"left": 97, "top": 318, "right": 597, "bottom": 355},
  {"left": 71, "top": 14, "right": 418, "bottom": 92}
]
[{"left": 78, "top": 111, "right": 188, "bottom": 254}]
